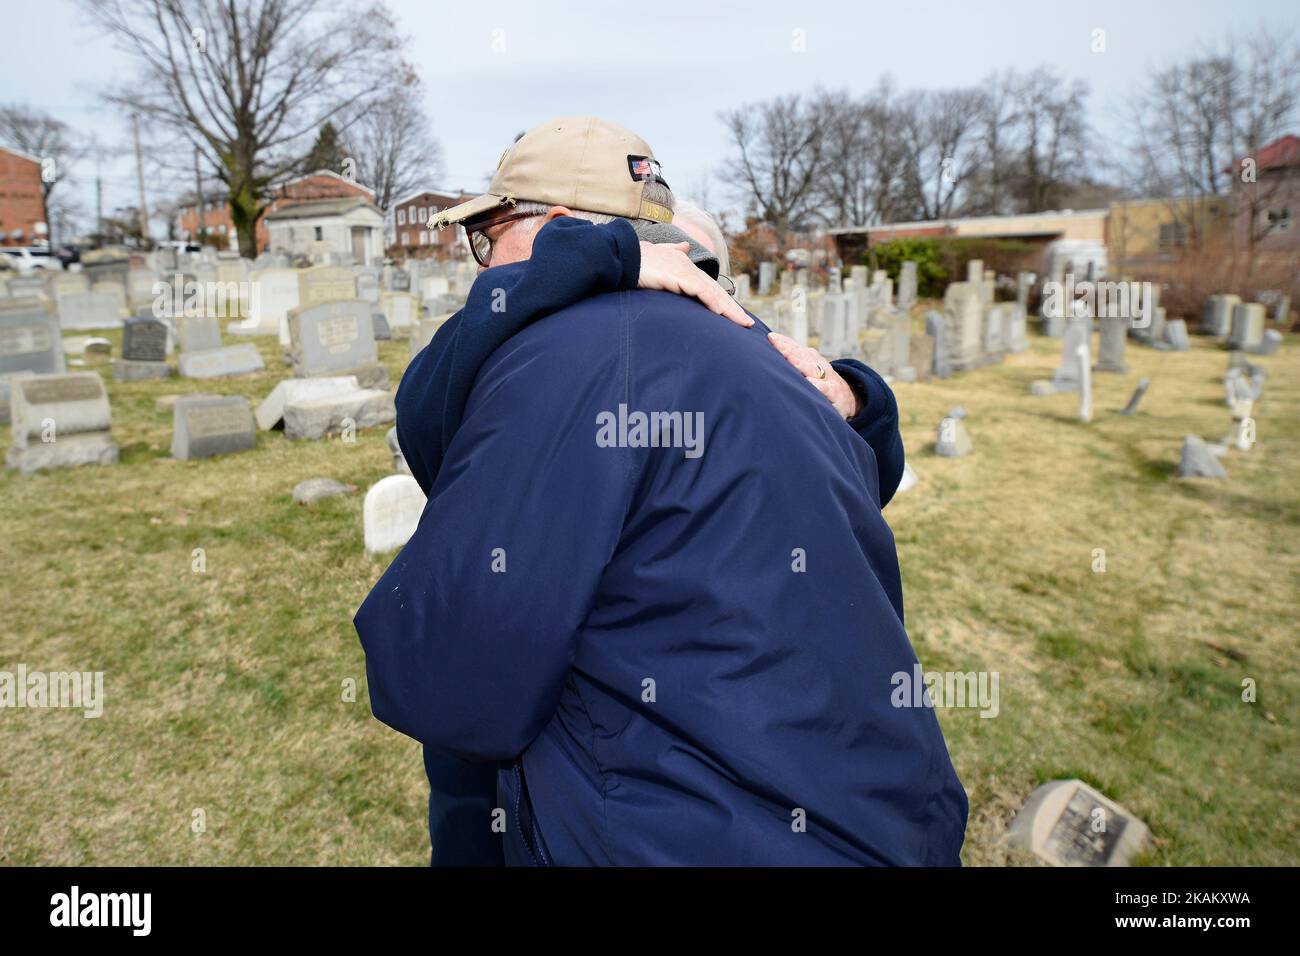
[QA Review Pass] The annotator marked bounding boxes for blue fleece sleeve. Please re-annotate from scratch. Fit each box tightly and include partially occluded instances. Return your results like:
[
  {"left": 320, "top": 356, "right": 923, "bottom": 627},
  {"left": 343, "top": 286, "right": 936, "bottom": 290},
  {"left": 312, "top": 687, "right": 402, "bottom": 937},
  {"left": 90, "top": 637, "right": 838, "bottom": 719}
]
[
  {"left": 357, "top": 309, "right": 632, "bottom": 763},
  {"left": 830, "top": 358, "right": 905, "bottom": 508}
]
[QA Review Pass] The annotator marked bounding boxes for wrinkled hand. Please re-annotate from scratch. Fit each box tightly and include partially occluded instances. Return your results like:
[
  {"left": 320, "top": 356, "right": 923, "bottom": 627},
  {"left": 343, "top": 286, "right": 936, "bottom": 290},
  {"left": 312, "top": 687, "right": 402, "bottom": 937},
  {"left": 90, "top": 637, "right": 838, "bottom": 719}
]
[
  {"left": 638, "top": 241, "right": 753, "bottom": 327},
  {"left": 768, "top": 332, "right": 860, "bottom": 420}
]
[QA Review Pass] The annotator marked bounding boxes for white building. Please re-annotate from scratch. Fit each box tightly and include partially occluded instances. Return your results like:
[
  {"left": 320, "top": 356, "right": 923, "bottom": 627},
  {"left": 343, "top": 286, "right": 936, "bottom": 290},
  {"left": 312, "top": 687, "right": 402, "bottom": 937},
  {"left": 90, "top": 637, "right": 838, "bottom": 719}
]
[{"left": 263, "top": 197, "right": 385, "bottom": 266}]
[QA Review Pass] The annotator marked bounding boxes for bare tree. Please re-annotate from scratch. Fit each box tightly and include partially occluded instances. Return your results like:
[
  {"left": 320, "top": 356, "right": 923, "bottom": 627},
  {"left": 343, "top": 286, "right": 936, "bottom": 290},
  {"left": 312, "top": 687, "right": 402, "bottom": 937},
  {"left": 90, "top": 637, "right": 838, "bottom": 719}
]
[
  {"left": 349, "top": 80, "right": 442, "bottom": 210},
  {"left": 80, "top": 0, "right": 406, "bottom": 257},
  {"left": 896, "top": 88, "right": 984, "bottom": 221},
  {"left": 1008, "top": 68, "right": 1089, "bottom": 213},
  {"left": 719, "top": 93, "right": 828, "bottom": 249},
  {"left": 814, "top": 82, "right": 909, "bottom": 228}
]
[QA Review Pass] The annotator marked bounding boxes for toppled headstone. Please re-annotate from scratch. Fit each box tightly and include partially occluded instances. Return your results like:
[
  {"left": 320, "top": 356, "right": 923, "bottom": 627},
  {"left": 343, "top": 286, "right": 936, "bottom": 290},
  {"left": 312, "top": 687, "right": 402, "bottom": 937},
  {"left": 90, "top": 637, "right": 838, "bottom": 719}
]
[
  {"left": 171, "top": 395, "right": 257, "bottom": 460},
  {"left": 1177, "top": 435, "right": 1227, "bottom": 479},
  {"left": 293, "top": 477, "right": 352, "bottom": 505},
  {"left": 363, "top": 474, "right": 426, "bottom": 555},
  {"left": 6, "top": 372, "right": 119, "bottom": 474},
  {"left": 935, "top": 408, "right": 973, "bottom": 457},
  {"left": 1164, "top": 319, "right": 1190, "bottom": 352},
  {"left": 1009, "top": 779, "right": 1150, "bottom": 867},
  {"left": 256, "top": 375, "right": 361, "bottom": 430},
  {"left": 1255, "top": 329, "right": 1282, "bottom": 356},
  {"left": 282, "top": 388, "right": 395, "bottom": 441},
  {"left": 1115, "top": 377, "right": 1150, "bottom": 416}
]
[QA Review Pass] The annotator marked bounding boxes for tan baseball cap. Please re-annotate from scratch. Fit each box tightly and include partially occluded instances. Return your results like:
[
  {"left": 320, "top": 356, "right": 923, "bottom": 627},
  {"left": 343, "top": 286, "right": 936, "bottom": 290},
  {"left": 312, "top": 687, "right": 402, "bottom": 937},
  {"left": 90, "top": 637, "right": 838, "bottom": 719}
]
[{"left": 431, "top": 116, "right": 673, "bottom": 231}]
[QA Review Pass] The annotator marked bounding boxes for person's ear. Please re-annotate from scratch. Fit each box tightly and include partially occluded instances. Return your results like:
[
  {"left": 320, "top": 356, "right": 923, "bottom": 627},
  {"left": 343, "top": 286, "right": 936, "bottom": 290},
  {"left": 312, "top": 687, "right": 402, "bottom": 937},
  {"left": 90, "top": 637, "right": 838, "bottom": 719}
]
[{"left": 544, "top": 205, "right": 573, "bottom": 223}]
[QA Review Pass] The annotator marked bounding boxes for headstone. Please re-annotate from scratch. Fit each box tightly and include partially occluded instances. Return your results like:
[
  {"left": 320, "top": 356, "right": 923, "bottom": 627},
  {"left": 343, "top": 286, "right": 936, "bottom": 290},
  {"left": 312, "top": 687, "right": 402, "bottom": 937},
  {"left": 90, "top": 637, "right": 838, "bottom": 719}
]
[
  {"left": 297, "top": 265, "right": 356, "bottom": 311},
  {"left": 1009, "top": 779, "right": 1150, "bottom": 867},
  {"left": 379, "top": 291, "right": 420, "bottom": 331},
  {"left": 7, "top": 276, "right": 47, "bottom": 300},
  {"left": 49, "top": 273, "right": 89, "bottom": 301},
  {"left": 758, "top": 262, "right": 775, "bottom": 296},
  {"left": 1052, "top": 317, "right": 1091, "bottom": 392},
  {"left": 6, "top": 372, "right": 119, "bottom": 473},
  {"left": 1177, "top": 435, "right": 1227, "bottom": 479},
  {"left": 256, "top": 375, "right": 362, "bottom": 430},
  {"left": 926, "top": 311, "right": 949, "bottom": 379},
  {"left": 895, "top": 462, "right": 918, "bottom": 494},
  {"left": 1, "top": 298, "right": 66, "bottom": 424},
  {"left": 171, "top": 395, "right": 257, "bottom": 460},
  {"left": 941, "top": 283, "right": 982, "bottom": 373},
  {"left": 363, "top": 474, "right": 427, "bottom": 555},
  {"left": 372, "top": 312, "right": 392, "bottom": 341},
  {"left": 1006, "top": 303, "right": 1028, "bottom": 352},
  {"left": 357, "top": 273, "right": 381, "bottom": 304},
  {"left": 897, "top": 261, "right": 917, "bottom": 311},
  {"left": 1095, "top": 316, "right": 1128, "bottom": 373},
  {"left": 410, "top": 315, "right": 451, "bottom": 360},
  {"left": 982, "top": 303, "right": 1010, "bottom": 362},
  {"left": 57, "top": 291, "right": 123, "bottom": 330},
  {"left": 1116, "top": 377, "right": 1150, "bottom": 416},
  {"left": 935, "top": 407, "right": 972, "bottom": 457},
  {"left": 1077, "top": 342, "right": 1092, "bottom": 423},
  {"left": 1271, "top": 295, "right": 1291, "bottom": 325},
  {"left": 176, "top": 343, "right": 265, "bottom": 379},
  {"left": 115, "top": 316, "right": 172, "bottom": 381},
  {"left": 387, "top": 426, "right": 411, "bottom": 475},
  {"left": 1201, "top": 294, "right": 1239, "bottom": 337},
  {"left": 287, "top": 299, "right": 383, "bottom": 386},
  {"left": 417, "top": 276, "right": 449, "bottom": 301},
  {"left": 891, "top": 311, "right": 912, "bottom": 379},
  {"left": 1255, "top": 329, "right": 1282, "bottom": 356},
  {"left": 283, "top": 387, "right": 395, "bottom": 441},
  {"left": 239, "top": 268, "right": 299, "bottom": 339},
  {"left": 1015, "top": 272, "right": 1035, "bottom": 311},
  {"left": 1165, "top": 319, "right": 1190, "bottom": 352},
  {"left": 966, "top": 259, "right": 983, "bottom": 285},
  {"left": 294, "top": 477, "right": 351, "bottom": 505},
  {"left": 1224, "top": 399, "right": 1255, "bottom": 452},
  {"left": 177, "top": 314, "right": 223, "bottom": 353},
  {"left": 1229, "top": 303, "right": 1265, "bottom": 351},
  {"left": 733, "top": 273, "right": 750, "bottom": 301}
]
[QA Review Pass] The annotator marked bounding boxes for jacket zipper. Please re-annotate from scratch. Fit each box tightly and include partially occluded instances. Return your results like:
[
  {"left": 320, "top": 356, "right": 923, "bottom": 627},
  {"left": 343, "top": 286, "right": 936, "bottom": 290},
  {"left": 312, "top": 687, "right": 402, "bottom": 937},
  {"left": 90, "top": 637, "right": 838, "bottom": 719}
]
[{"left": 513, "top": 764, "right": 550, "bottom": 866}]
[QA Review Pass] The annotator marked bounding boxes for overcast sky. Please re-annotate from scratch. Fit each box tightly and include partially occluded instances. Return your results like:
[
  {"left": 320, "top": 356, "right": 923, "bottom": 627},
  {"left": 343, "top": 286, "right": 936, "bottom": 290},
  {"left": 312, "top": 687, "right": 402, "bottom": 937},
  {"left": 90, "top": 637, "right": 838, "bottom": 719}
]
[{"left": 3, "top": 0, "right": 1296, "bottom": 234}]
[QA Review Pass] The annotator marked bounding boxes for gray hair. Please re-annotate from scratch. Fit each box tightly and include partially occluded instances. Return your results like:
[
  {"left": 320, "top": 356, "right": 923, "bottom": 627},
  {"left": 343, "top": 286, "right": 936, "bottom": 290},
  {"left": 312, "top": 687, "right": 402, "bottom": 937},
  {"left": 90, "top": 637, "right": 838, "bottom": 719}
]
[
  {"left": 671, "top": 198, "right": 730, "bottom": 277},
  {"left": 514, "top": 181, "right": 675, "bottom": 229}
]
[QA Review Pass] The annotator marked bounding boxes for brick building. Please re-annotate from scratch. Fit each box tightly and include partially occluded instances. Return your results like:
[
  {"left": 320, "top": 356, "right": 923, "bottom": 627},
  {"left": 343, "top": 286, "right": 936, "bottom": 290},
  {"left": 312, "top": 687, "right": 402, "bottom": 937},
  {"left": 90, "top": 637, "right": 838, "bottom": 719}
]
[
  {"left": 390, "top": 189, "right": 474, "bottom": 259},
  {"left": 176, "top": 169, "right": 375, "bottom": 253},
  {"left": 0, "top": 146, "right": 49, "bottom": 247}
]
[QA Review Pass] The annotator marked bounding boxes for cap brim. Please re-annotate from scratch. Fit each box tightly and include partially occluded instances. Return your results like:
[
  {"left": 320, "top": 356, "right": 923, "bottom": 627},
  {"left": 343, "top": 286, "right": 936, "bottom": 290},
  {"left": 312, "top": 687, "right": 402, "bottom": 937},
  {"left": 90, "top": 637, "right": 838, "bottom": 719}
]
[{"left": 429, "top": 193, "right": 512, "bottom": 230}]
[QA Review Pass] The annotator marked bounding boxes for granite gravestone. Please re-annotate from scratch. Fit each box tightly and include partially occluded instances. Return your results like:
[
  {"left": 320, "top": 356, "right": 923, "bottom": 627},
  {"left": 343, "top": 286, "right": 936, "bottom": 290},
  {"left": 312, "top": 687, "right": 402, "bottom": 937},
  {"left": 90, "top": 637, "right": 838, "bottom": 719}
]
[
  {"left": 1229, "top": 303, "right": 1265, "bottom": 351},
  {"left": 1177, "top": 435, "right": 1227, "bottom": 479},
  {"left": 177, "top": 314, "right": 223, "bottom": 353},
  {"left": 379, "top": 291, "right": 420, "bottom": 332},
  {"left": 297, "top": 265, "right": 356, "bottom": 310},
  {"left": 1095, "top": 315, "right": 1129, "bottom": 373},
  {"left": 1116, "top": 377, "right": 1150, "bottom": 416},
  {"left": 926, "top": 311, "right": 949, "bottom": 379},
  {"left": 1, "top": 299, "right": 66, "bottom": 424},
  {"left": 942, "top": 283, "right": 982, "bottom": 373},
  {"left": 240, "top": 268, "right": 299, "bottom": 339},
  {"left": 1009, "top": 779, "right": 1150, "bottom": 867},
  {"left": 935, "top": 407, "right": 973, "bottom": 457},
  {"left": 6, "top": 372, "right": 119, "bottom": 473},
  {"left": 1201, "top": 294, "right": 1238, "bottom": 337},
  {"left": 116, "top": 316, "right": 172, "bottom": 381},
  {"left": 287, "top": 299, "right": 385, "bottom": 388},
  {"left": 1165, "top": 319, "right": 1190, "bottom": 352},
  {"left": 58, "top": 291, "right": 123, "bottom": 331},
  {"left": 176, "top": 344, "right": 265, "bottom": 378},
  {"left": 171, "top": 395, "right": 257, "bottom": 460}
]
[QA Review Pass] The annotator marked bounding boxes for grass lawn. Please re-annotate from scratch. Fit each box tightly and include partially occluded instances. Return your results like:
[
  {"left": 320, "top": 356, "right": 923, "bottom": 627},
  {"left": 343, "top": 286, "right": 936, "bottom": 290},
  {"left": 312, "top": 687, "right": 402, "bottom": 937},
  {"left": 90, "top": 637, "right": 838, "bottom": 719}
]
[{"left": 0, "top": 314, "right": 1296, "bottom": 865}]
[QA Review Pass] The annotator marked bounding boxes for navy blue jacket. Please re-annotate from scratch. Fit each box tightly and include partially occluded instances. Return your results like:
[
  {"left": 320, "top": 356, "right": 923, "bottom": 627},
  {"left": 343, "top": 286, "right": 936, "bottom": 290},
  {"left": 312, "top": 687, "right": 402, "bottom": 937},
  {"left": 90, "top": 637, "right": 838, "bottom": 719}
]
[
  {"left": 397, "top": 217, "right": 905, "bottom": 506},
  {"left": 357, "top": 283, "right": 967, "bottom": 865}
]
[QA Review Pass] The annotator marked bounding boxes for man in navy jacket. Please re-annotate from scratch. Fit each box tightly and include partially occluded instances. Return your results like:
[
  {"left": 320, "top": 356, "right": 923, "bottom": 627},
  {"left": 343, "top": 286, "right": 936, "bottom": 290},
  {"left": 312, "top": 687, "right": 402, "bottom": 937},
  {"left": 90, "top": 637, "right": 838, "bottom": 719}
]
[{"left": 355, "top": 117, "right": 966, "bottom": 865}]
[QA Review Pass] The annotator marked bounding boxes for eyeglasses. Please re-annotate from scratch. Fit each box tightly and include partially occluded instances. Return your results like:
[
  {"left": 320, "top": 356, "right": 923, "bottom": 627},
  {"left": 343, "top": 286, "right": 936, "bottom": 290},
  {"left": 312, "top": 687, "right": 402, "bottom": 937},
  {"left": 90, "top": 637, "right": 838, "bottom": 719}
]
[
  {"left": 464, "top": 211, "right": 542, "bottom": 267},
  {"left": 717, "top": 274, "right": 737, "bottom": 296}
]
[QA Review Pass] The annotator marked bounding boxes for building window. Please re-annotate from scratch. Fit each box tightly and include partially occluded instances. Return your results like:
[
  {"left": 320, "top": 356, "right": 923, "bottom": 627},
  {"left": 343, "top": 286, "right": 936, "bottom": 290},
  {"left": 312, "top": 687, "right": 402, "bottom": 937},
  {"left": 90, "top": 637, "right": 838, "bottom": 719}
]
[
  {"left": 398, "top": 209, "right": 406, "bottom": 225},
  {"left": 401, "top": 232, "right": 409, "bottom": 246},
  {"left": 1267, "top": 208, "right": 1291, "bottom": 232},
  {"left": 1158, "top": 222, "right": 1186, "bottom": 250},
  {"left": 416, "top": 207, "right": 427, "bottom": 223},
  {"left": 419, "top": 231, "right": 429, "bottom": 245},
  {"left": 218, "top": 224, "right": 226, "bottom": 233},
  {"left": 314, "top": 226, "right": 323, "bottom": 241}
]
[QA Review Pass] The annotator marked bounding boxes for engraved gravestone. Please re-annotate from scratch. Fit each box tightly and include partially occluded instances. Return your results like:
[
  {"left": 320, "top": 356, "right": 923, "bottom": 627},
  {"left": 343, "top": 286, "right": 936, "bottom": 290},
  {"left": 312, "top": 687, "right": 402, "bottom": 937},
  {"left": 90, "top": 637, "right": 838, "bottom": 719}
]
[
  {"left": 177, "top": 314, "right": 223, "bottom": 353},
  {"left": 287, "top": 299, "right": 383, "bottom": 386},
  {"left": 298, "top": 265, "right": 356, "bottom": 309},
  {"left": 116, "top": 316, "right": 172, "bottom": 381},
  {"left": 171, "top": 395, "right": 257, "bottom": 460},
  {"left": 6, "top": 372, "right": 119, "bottom": 473},
  {"left": 58, "top": 291, "right": 123, "bottom": 330},
  {"left": 1009, "top": 779, "right": 1150, "bottom": 867},
  {"left": 1, "top": 299, "right": 66, "bottom": 425}
]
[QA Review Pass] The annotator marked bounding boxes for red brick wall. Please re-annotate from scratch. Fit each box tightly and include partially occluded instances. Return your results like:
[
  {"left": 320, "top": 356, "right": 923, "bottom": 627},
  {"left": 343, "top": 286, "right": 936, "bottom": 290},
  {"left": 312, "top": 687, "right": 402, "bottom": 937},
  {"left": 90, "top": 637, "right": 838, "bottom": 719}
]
[{"left": 0, "top": 148, "right": 48, "bottom": 247}]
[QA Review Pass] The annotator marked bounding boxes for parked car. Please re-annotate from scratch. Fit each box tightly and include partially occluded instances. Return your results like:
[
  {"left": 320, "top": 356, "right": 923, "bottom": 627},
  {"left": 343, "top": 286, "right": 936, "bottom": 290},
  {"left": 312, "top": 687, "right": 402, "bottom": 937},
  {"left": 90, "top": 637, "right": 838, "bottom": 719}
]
[{"left": 0, "top": 246, "right": 62, "bottom": 273}]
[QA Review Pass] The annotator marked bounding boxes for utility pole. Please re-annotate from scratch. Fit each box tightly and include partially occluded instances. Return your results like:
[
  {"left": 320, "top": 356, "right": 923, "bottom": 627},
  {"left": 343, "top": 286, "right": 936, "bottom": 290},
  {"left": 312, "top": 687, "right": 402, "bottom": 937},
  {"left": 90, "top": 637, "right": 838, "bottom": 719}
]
[
  {"left": 194, "top": 145, "right": 206, "bottom": 246},
  {"left": 132, "top": 114, "right": 150, "bottom": 246},
  {"left": 95, "top": 174, "right": 103, "bottom": 248}
]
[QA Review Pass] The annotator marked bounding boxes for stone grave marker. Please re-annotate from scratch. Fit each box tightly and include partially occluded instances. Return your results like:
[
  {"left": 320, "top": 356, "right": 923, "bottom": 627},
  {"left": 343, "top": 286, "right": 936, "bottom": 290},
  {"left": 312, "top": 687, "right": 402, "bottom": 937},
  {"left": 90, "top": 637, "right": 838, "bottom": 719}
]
[
  {"left": 758, "top": 262, "right": 775, "bottom": 296},
  {"left": 942, "top": 283, "right": 982, "bottom": 373},
  {"left": 925, "top": 311, "right": 949, "bottom": 379},
  {"left": 115, "top": 316, "right": 171, "bottom": 380},
  {"left": 297, "top": 265, "right": 356, "bottom": 309},
  {"left": 1, "top": 298, "right": 66, "bottom": 424},
  {"left": 283, "top": 388, "right": 395, "bottom": 441},
  {"left": 176, "top": 343, "right": 265, "bottom": 379},
  {"left": 1052, "top": 317, "right": 1092, "bottom": 392},
  {"left": 171, "top": 395, "right": 257, "bottom": 460},
  {"left": 6, "top": 372, "right": 119, "bottom": 473},
  {"left": 1116, "top": 377, "right": 1150, "bottom": 416},
  {"left": 363, "top": 474, "right": 427, "bottom": 555},
  {"left": 287, "top": 299, "right": 382, "bottom": 386},
  {"left": 896, "top": 261, "right": 917, "bottom": 312},
  {"left": 1009, "top": 779, "right": 1150, "bottom": 867},
  {"left": 1229, "top": 303, "right": 1265, "bottom": 351},
  {"left": 1165, "top": 318, "right": 1190, "bottom": 351},
  {"left": 1201, "top": 294, "right": 1238, "bottom": 337},
  {"left": 58, "top": 291, "right": 123, "bottom": 330},
  {"left": 1095, "top": 315, "right": 1128, "bottom": 373},
  {"left": 1177, "top": 435, "right": 1227, "bottom": 479},
  {"left": 256, "top": 375, "right": 361, "bottom": 430},
  {"left": 177, "top": 314, "right": 223, "bottom": 353},
  {"left": 379, "top": 291, "right": 420, "bottom": 332},
  {"left": 935, "top": 407, "right": 972, "bottom": 457},
  {"left": 239, "top": 268, "right": 299, "bottom": 339}
]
